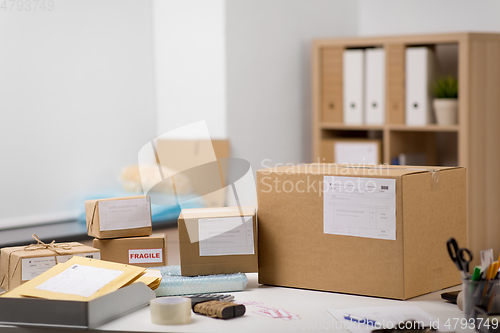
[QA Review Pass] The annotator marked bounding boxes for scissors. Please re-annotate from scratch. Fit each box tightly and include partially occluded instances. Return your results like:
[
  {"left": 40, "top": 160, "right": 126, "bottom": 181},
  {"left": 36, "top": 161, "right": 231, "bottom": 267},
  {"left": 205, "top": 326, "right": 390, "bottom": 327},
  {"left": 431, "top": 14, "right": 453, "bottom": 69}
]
[{"left": 447, "top": 237, "right": 473, "bottom": 279}]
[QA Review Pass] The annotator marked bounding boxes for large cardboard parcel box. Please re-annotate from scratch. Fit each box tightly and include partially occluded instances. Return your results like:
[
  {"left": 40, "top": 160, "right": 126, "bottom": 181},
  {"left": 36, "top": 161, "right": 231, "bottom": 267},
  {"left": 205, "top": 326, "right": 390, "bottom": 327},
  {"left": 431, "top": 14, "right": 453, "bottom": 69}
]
[
  {"left": 85, "top": 196, "right": 152, "bottom": 239},
  {"left": 257, "top": 164, "right": 466, "bottom": 300},
  {"left": 178, "top": 207, "right": 258, "bottom": 276},
  {"left": 93, "top": 234, "right": 167, "bottom": 268}
]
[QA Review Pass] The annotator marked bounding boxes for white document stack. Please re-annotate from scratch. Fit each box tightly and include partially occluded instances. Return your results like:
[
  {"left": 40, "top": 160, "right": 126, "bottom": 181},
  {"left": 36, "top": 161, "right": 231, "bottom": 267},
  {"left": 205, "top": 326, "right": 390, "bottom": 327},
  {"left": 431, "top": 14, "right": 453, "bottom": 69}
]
[
  {"left": 405, "top": 47, "right": 435, "bottom": 125},
  {"left": 364, "top": 48, "right": 385, "bottom": 125},
  {"left": 343, "top": 49, "right": 365, "bottom": 124}
]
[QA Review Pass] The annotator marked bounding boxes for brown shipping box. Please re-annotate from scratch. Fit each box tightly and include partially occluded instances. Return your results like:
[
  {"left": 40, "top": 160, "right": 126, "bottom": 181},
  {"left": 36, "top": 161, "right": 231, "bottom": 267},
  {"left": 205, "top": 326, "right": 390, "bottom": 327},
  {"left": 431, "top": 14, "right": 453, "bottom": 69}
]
[
  {"left": 85, "top": 196, "right": 152, "bottom": 239},
  {"left": 178, "top": 207, "right": 258, "bottom": 276},
  {"left": 93, "top": 234, "right": 167, "bottom": 268},
  {"left": 0, "top": 242, "right": 100, "bottom": 291},
  {"left": 155, "top": 139, "right": 230, "bottom": 207},
  {"left": 257, "top": 164, "right": 466, "bottom": 300}
]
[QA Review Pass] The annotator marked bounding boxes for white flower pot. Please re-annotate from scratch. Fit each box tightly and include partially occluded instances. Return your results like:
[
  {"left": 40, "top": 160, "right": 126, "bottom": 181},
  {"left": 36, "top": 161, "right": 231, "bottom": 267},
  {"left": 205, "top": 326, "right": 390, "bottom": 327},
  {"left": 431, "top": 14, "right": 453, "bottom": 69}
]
[{"left": 433, "top": 99, "right": 458, "bottom": 125}]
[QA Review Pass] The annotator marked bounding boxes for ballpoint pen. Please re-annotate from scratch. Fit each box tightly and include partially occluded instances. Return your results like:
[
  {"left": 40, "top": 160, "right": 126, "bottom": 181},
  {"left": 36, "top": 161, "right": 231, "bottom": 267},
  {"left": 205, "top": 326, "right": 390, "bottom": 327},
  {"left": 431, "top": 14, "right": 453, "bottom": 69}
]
[{"left": 344, "top": 314, "right": 378, "bottom": 326}]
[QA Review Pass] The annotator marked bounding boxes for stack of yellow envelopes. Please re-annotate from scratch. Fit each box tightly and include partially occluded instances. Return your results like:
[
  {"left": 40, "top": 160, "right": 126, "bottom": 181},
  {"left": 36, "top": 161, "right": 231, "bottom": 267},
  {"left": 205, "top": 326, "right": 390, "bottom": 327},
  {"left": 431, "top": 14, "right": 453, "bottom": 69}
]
[
  {"left": 135, "top": 269, "right": 162, "bottom": 290},
  {"left": 0, "top": 256, "right": 158, "bottom": 301}
]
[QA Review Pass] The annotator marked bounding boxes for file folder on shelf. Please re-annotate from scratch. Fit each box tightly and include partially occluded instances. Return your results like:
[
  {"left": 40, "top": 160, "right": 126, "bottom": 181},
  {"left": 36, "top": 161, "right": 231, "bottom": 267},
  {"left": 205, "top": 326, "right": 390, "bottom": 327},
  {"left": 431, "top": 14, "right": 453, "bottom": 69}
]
[
  {"left": 364, "top": 48, "right": 385, "bottom": 125},
  {"left": 343, "top": 49, "right": 365, "bottom": 124},
  {"left": 386, "top": 44, "right": 406, "bottom": 124},
  {"left": 405, "top": 47, "right": 434, "bottom": 125},
  {"left": 321, "top": 47, "right": 343, "bottom": 123}
]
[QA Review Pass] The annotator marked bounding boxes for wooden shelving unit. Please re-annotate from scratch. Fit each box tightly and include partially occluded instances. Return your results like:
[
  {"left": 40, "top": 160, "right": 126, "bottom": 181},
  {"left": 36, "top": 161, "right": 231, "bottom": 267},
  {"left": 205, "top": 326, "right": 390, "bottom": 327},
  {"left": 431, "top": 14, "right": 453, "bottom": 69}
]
[{"left": 312, "top": 32, "right": 500, "bottom": 264}]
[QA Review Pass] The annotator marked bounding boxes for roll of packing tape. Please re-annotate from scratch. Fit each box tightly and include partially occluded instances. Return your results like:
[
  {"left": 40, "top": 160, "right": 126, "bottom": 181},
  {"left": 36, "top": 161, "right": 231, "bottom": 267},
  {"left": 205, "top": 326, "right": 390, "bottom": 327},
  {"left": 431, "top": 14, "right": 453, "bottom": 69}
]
[{"left": 150, "top": 297, "right": 192, "bottom": 325}]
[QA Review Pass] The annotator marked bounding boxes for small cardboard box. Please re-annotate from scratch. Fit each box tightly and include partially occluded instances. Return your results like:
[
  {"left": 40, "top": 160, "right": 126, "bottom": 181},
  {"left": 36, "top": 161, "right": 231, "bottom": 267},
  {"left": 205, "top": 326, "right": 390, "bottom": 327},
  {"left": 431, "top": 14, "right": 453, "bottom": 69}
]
[
  {"left": 155, "top": 139, "right": 230, "bottom": 207},
  {"left": 0, "top": 242, "right": 100, "bottom": 291},
  {"left": 257, "top": 164, "right": 466, "bottom": 300},
  {"left": 93, "top": 234, "right": 167, "bottom": 268},
  {"left": 85, "top": 196, "right": 152, "bottom": 239},
  {"left": 178, "top": 207, "right": 258, "bottom": 276}
]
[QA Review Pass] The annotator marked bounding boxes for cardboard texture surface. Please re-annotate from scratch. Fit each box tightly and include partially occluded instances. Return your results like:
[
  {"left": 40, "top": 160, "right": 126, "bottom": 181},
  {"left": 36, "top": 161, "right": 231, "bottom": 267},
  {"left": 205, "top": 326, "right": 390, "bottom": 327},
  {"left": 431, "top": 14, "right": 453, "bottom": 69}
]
[
  {"left": 155, "top": 139, "right": 230, "bottom": 207},
  {"left": 85, "top": 196, "right": 152, "bottom": 239},
  {"left": 5, "top": 256, "right": 146, "bottom": 301},
  {"left": 178, "top": 207, "right": 258, "bottom": 276},
  {"left": 320, "top": 138, "right": 382, "bottom": 164},
  {"left": 93, "top": 234, "right": 167, "bottom": 267},
  {"left": 0, "top": 242, "right": 100, "bottom": 291},
  {"left": 256, "top": 164, "right": 466, "bottom": 299}
]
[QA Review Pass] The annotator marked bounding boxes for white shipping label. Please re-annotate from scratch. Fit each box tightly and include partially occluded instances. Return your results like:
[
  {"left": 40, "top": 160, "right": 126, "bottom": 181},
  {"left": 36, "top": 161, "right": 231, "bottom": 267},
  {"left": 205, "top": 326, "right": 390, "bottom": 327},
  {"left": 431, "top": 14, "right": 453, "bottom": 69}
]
[
  {"left": 35, "top": 264, "right": 124, "bottom": 298},
  {"left": 323, "top": 176, "right": 396, "bottom": 240},
  {"left": 21, "top": 252, "right": 102, "bottom": 281},
  {"left": 128, "top": 248, "right": 163, "bottom": 264},
  {"left": 98, "top": 198, "right": 151, "bottom": 231},
  {"left": 198, "top": 216, "right": 255, "bottom": 256},
  {"left": 22, "top": 257, "right": 56, "bottom": 281}
]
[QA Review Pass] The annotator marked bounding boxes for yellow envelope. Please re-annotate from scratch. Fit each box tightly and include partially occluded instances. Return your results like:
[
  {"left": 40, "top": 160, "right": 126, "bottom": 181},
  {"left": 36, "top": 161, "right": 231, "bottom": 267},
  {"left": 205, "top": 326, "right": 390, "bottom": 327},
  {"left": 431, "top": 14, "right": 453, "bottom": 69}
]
[
  {"left": 10, "top": 256, "right": 145, "bottom": 301},
  {"left": 135, "top": 269, "right": 162, "bottom": 290}
]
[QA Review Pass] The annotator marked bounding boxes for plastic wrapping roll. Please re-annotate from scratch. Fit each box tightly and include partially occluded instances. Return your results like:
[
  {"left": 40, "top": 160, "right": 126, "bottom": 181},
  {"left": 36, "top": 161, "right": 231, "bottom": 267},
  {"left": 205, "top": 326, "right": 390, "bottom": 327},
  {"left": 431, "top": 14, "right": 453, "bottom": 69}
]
[
  {"left": 154, "top": 266, "right": 248, "bottom": 297},
  {"left": 150, "top": 297, "right": 191, "bottom": 325}
]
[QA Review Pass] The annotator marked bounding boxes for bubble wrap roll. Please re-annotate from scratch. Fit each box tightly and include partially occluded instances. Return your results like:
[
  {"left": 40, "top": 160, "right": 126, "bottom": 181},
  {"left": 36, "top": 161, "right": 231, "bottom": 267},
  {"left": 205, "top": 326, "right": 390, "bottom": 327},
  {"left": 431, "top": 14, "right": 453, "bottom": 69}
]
[{"left": 154, "top": 266, "right": 248, "bottom": 297}]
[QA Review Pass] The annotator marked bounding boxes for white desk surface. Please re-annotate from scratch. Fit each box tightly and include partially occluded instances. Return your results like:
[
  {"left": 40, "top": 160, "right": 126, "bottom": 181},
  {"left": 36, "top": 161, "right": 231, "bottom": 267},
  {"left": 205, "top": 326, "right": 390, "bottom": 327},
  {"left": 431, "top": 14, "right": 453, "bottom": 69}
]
[
  {"left": 0, "top": 227, "right": 472, "bottom": 333},
  {"left": 0, "top": 273, "right": 470, "bottom": 333},
  {"left": 96, "top": 274, "right": 467, "bottom": 333}
]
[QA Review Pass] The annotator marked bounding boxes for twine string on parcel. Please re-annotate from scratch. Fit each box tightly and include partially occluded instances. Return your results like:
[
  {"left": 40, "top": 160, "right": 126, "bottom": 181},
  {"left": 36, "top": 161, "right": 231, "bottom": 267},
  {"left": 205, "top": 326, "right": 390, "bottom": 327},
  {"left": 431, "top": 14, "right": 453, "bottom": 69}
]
[{"left": 5, "top": 234, "right": 82, "bottom": 290}]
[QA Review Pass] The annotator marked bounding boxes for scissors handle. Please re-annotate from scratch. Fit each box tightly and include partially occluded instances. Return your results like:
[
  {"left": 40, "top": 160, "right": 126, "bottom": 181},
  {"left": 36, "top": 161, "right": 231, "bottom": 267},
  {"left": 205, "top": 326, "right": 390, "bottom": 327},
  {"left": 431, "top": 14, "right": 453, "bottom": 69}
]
[
  {"left": 447, "top": 237, "right": 473, "bottom": 275},
  {"left": 458, "top": 248, "right": 472, "bottom": 273}
]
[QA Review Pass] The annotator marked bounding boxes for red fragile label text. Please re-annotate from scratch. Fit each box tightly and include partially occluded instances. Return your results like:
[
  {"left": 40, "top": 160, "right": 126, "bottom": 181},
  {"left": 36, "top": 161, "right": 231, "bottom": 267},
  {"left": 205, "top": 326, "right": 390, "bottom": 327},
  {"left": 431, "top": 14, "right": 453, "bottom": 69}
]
[
  {"left": 128, "top": 248, "right": 163, "bottom": 264},
  {"left": 130, "top": 253, "right": 160, "bottom": 259}
]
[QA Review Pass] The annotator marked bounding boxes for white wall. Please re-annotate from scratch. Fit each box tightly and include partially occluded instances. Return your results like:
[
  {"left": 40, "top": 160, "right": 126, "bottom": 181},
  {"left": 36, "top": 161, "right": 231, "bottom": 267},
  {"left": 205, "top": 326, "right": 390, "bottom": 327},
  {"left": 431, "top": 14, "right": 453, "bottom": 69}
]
[
  {"left": 152, "top": 0, "right": 227, "bottom": 139},
  {"left": 0, "top": 0, "right": 155, "bottom": 228},
  {"left": 358, "top": 0, "right": 500, "bottom": 36},
  {"left": 225, "top": 0, "right": 358, "bottom": 175}
]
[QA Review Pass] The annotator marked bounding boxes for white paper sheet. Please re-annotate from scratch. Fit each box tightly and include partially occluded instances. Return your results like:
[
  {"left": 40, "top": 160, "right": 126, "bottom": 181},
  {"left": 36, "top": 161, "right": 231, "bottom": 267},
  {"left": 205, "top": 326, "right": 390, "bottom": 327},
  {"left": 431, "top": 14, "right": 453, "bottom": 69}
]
[
  {"left": 323, "top": 176, "right": 396, "bottom": 240},
  {"left": 98, "top": 198, "right": 151, "bottom": 231},
  {"left": 35, "top": 264, "right": 123, "bottom": 298},
  {"left": 328, "top": 306, "right": 452, "bottom": 333},
  {"left": 198, "top": 216, "right": 254, "bottom": 256}
]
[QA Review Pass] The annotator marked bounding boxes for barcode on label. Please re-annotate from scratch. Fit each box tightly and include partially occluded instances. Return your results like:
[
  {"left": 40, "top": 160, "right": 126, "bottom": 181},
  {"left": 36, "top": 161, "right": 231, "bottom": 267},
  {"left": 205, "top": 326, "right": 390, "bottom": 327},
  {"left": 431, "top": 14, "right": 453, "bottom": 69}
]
[{"left": 381, "top": 186, "right": 389, "bottom": 190}]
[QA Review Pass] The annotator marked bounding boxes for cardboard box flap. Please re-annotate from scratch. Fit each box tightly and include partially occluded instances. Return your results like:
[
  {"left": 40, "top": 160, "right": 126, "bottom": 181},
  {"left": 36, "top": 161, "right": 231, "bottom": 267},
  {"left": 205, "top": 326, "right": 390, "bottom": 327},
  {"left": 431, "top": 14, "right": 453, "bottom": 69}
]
[
  {"left": 257, "top": 164, "right": 458, "bottom": 177},
  {"left": 180, "top": 206, "right": 256, "bottom": 219}
]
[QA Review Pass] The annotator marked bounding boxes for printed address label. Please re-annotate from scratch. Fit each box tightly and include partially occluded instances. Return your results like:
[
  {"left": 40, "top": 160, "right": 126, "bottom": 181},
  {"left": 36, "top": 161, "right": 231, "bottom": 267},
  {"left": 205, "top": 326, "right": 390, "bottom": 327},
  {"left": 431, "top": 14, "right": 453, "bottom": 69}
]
[{"left": 128, "top": 248, "right": 163, "bottom": 264}]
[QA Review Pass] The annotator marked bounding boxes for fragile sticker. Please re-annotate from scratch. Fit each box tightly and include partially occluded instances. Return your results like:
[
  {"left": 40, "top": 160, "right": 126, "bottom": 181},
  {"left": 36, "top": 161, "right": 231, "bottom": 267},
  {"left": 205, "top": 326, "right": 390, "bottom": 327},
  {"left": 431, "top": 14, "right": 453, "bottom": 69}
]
[{"left": 128, "top": 248, "right": 163, "bottom": 264}]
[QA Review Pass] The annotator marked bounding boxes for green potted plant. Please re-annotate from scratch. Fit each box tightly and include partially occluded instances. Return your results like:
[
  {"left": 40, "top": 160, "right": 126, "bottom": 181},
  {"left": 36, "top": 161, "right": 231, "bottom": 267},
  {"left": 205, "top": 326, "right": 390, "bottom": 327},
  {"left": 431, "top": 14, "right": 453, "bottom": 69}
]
[{"left": 432, "top": 76, "right": 458, "bottom": 125}]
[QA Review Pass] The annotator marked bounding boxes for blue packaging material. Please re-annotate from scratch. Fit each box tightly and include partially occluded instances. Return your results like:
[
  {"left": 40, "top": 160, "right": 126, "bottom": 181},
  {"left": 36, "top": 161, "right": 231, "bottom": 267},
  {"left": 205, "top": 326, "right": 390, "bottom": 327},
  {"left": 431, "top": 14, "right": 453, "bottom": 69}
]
[{"left": 154, "top": 266, "right": 248, "bottom": 297}]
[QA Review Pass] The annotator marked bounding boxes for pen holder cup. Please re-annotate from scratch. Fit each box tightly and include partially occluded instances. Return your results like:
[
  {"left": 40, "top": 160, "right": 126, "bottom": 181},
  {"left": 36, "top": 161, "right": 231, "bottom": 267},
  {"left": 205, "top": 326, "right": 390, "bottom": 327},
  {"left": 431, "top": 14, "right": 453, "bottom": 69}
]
[{"left": 463, "top": 278, "right": 500, "bottom": 319}]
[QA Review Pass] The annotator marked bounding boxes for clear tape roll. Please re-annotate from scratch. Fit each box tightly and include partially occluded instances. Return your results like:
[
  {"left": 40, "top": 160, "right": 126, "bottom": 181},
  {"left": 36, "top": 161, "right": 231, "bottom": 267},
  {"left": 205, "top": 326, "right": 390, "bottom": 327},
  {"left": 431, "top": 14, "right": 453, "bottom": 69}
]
[{"left": 150, "top": 297, "right": 192, "bottom": 325}]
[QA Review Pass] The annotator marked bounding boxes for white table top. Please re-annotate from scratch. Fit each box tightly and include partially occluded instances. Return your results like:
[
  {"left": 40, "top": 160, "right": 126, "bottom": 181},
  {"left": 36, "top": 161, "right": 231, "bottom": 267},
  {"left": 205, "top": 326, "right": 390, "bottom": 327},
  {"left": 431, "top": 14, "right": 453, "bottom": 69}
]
[{"left": 92, "top": 273, "right": 469, "bottom": 333}]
